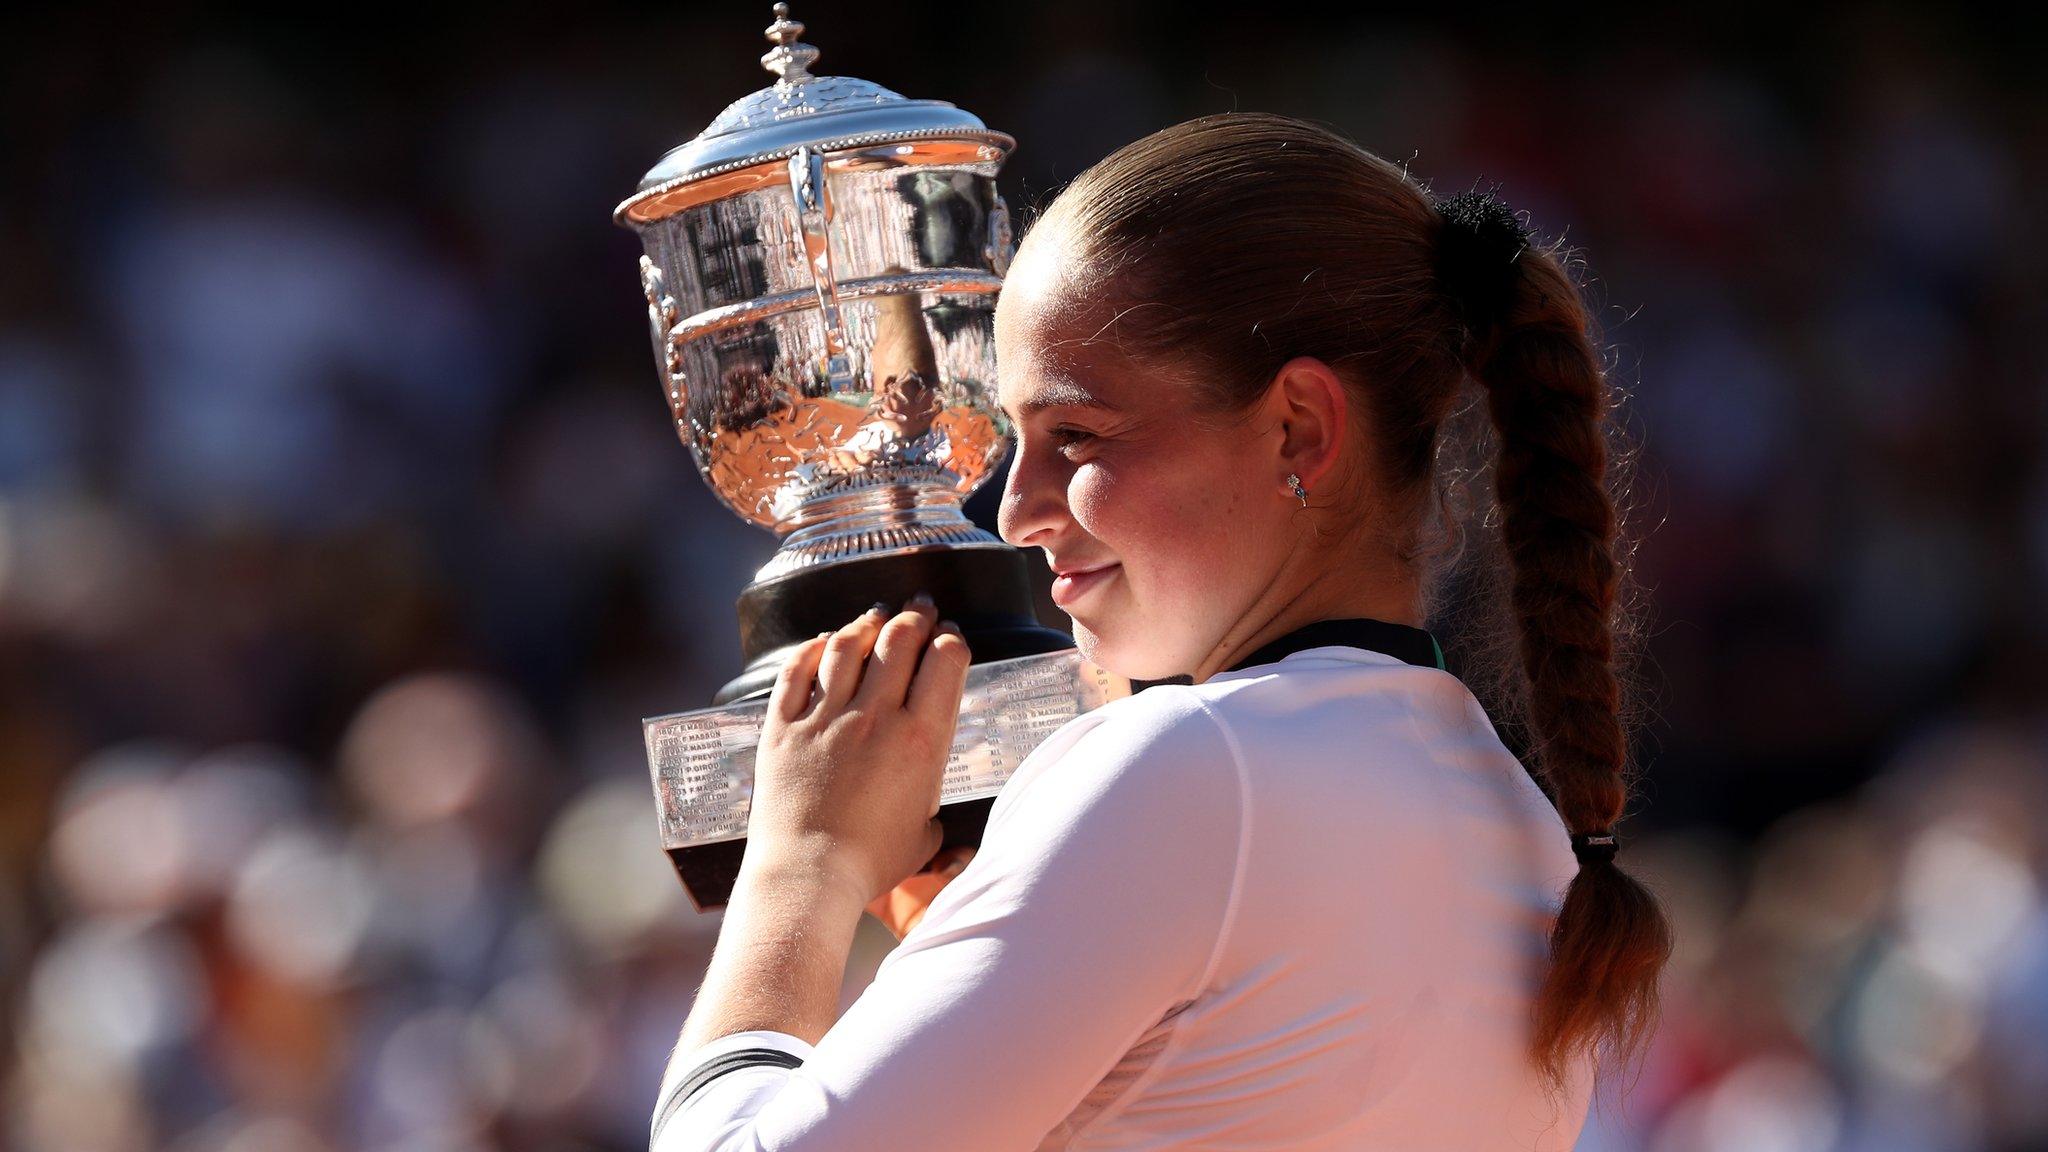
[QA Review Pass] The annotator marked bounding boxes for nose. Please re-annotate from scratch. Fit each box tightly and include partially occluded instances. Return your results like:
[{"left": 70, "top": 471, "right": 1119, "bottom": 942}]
[{"left": 996, "top": 437, "right": 1067, "bottom": 549}]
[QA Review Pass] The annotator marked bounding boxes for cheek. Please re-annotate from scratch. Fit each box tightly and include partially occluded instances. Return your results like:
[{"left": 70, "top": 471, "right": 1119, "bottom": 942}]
[{"left": 1068, "top": 453, "right": 1246, "bottom": 562}]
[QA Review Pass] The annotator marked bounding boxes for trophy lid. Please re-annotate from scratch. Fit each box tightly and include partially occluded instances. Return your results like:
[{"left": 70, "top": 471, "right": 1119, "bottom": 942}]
[{"left": 615, "top": 4, "right": 1014, "bottom": 226}]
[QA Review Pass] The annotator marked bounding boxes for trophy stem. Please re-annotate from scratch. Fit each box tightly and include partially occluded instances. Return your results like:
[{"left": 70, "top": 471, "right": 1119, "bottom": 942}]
[
  {"left": 756, "top": 479, "right": 1008, "bottom": 581},
  {"left": 716, "top": 546, "right": 1071, "bottom": 704}
]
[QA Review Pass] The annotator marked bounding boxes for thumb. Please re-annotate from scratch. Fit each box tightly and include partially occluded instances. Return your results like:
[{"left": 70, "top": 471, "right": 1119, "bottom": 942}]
[{"left": 937, "top": 845, "right": 975, "bottom": 878}]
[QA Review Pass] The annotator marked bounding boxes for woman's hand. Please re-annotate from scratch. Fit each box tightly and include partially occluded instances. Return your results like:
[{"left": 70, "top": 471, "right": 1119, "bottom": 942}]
[
  {"left": 746, "top": 592, "right": 973, "bottom": 909},
  {"left": 866, "top": 846, "right": 976, "bottom": 940}
]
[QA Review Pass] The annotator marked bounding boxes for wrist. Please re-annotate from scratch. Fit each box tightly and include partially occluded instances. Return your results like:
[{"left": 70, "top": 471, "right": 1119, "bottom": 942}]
[
  {"left": 737, "top": 838, "right": 872, "bottom": 913},
  {"left": 681, "top": 842, "right": 870, "bottom": 1052}
]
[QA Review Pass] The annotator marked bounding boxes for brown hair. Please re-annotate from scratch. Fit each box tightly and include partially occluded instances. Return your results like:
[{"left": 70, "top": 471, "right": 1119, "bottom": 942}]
[{"left": 1031, "top": 112, "right": 1672, "bottom": 1090}]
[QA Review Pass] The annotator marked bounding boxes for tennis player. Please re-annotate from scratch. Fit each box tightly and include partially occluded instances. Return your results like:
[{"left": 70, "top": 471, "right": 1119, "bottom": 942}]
[{"left": 649, "top": 112, "right": 1673, "bottom": 1151}]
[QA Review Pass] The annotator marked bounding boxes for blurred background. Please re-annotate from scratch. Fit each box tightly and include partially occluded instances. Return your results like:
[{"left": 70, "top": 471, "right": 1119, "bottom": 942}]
[{"left": 3, "top": 1, "right": 2045, "bottom": 1149}]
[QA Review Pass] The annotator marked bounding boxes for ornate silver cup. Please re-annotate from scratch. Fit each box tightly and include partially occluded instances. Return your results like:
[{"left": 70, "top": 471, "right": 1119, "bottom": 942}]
[{"left": 617, "top": 6, "right": 1127, "bottom": 909}]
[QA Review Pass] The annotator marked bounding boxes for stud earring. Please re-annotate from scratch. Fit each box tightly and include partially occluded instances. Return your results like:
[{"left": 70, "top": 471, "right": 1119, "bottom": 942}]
[{"left": 1286, "top": 473, "right": 1309, "bottom": 507}]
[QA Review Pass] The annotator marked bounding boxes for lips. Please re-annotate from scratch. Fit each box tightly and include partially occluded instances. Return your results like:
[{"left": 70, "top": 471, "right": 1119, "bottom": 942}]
[{"left": 1049, "top": 562, "right": 1118, "bottom": 608}]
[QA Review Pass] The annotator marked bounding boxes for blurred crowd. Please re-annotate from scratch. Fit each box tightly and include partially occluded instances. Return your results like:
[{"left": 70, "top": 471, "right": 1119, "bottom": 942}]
[{"left": 3, "top": 2, "right": 2044, "bottom": 1150}]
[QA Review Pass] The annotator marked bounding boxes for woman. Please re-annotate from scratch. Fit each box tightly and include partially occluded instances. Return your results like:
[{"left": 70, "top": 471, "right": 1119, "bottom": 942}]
[{"left": 651, "top": 113, "right": 1672, "bottom": 1151}]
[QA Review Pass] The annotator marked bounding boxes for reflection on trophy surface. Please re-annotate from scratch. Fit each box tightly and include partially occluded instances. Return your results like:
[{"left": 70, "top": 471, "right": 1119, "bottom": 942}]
[
  {"left": 822, "top": 282, "right": 944, "bottom": 472},
  {"left": 615, "top": 5, "right": 1128, "bottom": 909}
]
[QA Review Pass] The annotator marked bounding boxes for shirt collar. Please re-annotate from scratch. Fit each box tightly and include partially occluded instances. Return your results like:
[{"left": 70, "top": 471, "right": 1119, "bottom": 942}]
[
  {"left": 1223, "top": 617, "right": 1444, "bottom": 675},
  {"left": 1132, "top": 617, "right": 1447, "bottom": 692}
]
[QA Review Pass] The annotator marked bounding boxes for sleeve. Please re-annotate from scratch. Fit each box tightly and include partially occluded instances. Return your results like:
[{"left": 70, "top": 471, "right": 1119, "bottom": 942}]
[{"left": 649, "top": 691, "right": 1250, "bottom": 1152}]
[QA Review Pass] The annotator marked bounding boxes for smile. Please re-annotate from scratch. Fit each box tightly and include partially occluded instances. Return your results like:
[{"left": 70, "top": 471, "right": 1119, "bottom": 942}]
[{"left": 1050, "top": 564, "right": 1118, "bottom": 608}]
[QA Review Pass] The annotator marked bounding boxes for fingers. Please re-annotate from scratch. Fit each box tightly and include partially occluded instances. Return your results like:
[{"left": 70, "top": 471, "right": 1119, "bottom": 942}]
[
  {"left": 906, "top": 619, "right": 971, "bottom": 725},
  {"left": 806, "top": 594, "right": 968, "bottom": 718},
  {"left": 770, "top": 633, "right": 831, "bottom": 723},
  {"left": 923, "top": 844, "right": 975, "bottom": 877},
  {"left": 864, "top": 887, "right": 900, "bottom": 929},
  {"left": 814, "top": 604, "right": 889, "bottom": 711},
  {"left": 854, "top": 593, "right": 941, "bottom": 710}
]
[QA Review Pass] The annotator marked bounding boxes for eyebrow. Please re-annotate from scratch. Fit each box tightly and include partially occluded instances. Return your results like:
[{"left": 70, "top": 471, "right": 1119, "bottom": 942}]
[{"left": 997, "top": 381, "right": 1123, "bottom": 422}]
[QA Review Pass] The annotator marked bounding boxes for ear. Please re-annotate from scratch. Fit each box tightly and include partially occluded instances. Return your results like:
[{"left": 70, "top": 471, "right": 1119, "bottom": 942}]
[{"left": 1263, "top": 356, "right": 1349, "bottom": 492}]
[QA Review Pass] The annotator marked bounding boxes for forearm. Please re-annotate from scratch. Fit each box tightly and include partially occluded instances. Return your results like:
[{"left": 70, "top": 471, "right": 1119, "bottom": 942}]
[{"left": 677, "top": 849, "right": 871, "bottom": 1053}]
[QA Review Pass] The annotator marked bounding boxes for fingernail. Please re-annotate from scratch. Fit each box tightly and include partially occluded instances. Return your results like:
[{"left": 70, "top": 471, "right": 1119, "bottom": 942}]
[
  {"left": 909, "top": 590, "right": 935, "bottom": 609},
  {"left": 868, "top": 601, "right": 890, "bottom": 617},
  {"left": 937, "top": 620, "right": 961, "bottom": 636}
]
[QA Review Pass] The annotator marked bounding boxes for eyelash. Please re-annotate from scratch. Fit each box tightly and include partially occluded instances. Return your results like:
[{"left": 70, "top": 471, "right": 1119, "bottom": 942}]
[{"left": 1047, "top": 426, "right": 1095, "bottom": 452}]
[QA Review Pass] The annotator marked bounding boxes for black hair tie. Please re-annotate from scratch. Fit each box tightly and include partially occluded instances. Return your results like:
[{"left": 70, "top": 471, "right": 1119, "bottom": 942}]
[
  {"left": 1431, "top": 189, "right": 1532, "bottom": 335},
  {"left": 1570, "top": 830, "right": 1619, "bottom": 866}
]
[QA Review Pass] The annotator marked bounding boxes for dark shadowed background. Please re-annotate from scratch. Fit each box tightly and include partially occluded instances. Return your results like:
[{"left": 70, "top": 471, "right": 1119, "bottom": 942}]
[{"left": 3, "top": 2, "right": 2045, "bottom": 1149}]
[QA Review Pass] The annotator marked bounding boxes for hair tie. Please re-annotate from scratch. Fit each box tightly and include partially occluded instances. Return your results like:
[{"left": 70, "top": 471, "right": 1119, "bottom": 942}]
[
  {"left": 1570, "top": 830, "right": 1619, "bottom": 866},
  {"left": 1432, "top": 189, "right": 1531, "bottom": 335}
]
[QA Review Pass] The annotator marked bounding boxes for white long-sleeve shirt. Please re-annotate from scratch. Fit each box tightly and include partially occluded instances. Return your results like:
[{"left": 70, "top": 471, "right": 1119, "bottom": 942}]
[{"left": 652, "top": 643, "right": 1593, "bottom": 1151}]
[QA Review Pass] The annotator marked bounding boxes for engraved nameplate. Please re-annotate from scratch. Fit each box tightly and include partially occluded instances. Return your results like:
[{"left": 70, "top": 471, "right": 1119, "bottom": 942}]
[{"left": 645, "top": 648, "right": 1128, "bottom": 854}]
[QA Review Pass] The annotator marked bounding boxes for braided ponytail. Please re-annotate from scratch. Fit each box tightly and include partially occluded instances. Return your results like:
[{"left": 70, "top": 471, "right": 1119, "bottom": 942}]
[{"left": 1438, "top": 197, "right": 1673, "bottom": 1090}]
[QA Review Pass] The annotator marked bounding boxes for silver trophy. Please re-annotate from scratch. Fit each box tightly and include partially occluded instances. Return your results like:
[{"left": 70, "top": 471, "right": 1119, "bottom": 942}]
[{"left": 616, "top": 5, "right": 1129, "bottom": 909}]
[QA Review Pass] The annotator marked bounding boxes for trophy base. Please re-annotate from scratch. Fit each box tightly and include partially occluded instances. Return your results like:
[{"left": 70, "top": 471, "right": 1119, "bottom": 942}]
[
  {"left": 652, "top": 647, "right": 1127, "bottom": 911},
  {"left": 715, "top": 545, "right": 1072, "bottom": 704},
  {"left": 652, "top": 545, "right": 1090, "bottom": 911},
  {"left": 666, "top": 796, "right": 996, "bottom": 914}
]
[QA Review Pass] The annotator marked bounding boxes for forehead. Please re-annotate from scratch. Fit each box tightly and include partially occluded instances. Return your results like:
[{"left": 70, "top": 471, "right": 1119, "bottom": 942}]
[{"left": 993, "top": 236, "right": 1144, "bottom": 416}]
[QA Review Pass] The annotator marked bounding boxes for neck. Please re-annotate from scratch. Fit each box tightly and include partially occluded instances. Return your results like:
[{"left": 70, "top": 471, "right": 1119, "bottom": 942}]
[{"left": 1189, "top": 562, "right": 1424, "bottom": 685}]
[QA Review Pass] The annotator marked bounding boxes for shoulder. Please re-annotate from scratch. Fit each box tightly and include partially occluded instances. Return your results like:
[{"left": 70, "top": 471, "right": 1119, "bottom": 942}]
[
  {"left": 984, "top": 682, "right": 1248, "bottom": 849},
  {"left": 917, "top": 682, "right": 1251, "bottom": 996}
]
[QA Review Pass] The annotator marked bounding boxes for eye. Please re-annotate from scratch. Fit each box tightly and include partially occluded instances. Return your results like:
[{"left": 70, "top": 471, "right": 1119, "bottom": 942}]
[{"left": 1048, "top": 426, "right": 1096, "bottom": 453}]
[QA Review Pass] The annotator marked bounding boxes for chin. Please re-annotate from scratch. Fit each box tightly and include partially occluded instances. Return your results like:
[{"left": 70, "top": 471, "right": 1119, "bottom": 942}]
[{"left": 1070, "top": 619, "right": 1187, "bottom": 683}]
